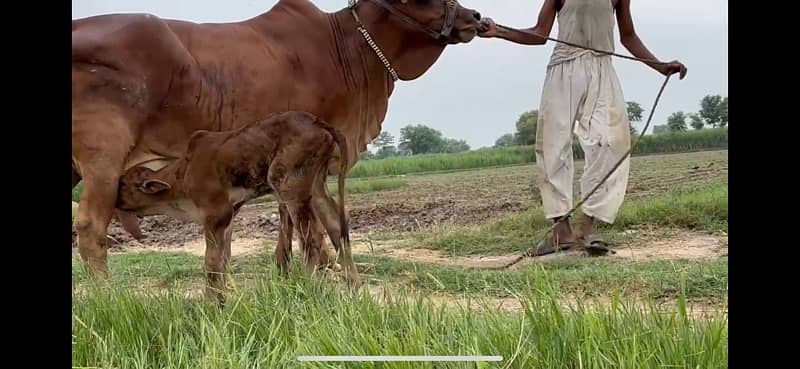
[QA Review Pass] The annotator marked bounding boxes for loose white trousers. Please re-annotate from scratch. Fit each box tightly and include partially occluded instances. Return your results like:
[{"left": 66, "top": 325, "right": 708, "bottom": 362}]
[{"left": 535, "top": 53, "right": 631, "bottom": 224}]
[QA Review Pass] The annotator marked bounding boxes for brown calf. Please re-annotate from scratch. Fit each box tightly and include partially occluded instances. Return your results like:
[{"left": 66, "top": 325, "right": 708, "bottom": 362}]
[{"left": 115, "top": 111, "right": 360, "bottom": 304}]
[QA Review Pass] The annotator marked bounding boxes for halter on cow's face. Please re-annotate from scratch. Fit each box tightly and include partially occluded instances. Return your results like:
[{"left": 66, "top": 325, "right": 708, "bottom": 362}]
[
  {"left": 369, "top": 0, "right": 482, "bottom": 44},
  {"left": 349, "top": 0, "right": 482, "bottom": 81}
]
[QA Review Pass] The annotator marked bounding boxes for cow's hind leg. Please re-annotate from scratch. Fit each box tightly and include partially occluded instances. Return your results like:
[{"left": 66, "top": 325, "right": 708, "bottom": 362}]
[{"left": 72, "top": 109, "right": 135, "bottom": 280}]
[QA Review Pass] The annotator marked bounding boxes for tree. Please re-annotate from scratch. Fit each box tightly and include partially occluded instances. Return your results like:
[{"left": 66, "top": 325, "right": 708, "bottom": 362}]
[
  {"left": 372, "top": 131, "right": 395, "bottom": 149},
  {"left": 360, "top": 150, "right": 376, "bottom": 161},
  {"left": 700, "top": 95, "right": 728, "bottom": 128},
  {"left": 441, "top": 138, "right": 470, "bottom": 153},
  {"left": 374, "top": 145, "right": 398, "bottom": 159},
  {"left": 514, "top": 110, "right": 538, "bottom": 145},
  {"left": 370, "top": 131, "right": 398, "bottom": 159},
  {"left": 653, "top": 125, "right": 669, "bottom": 134},
  {"left": 626, "top": 101, "right": 643, "bottom": 136},
  {"left": 494, "top": 133, "right": 515, "bottom": 148},
  {"left": 667, "top": 111, "right": 688, "bottom": 132},
  {"left": 689, "top": 113, "right": 704, "bottom": 130},
  {"left": 398, "top": 124, "right": 445, "bottom": 155}
]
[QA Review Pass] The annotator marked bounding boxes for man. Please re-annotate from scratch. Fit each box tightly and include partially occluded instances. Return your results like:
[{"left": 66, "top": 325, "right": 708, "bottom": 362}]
[{"left": 478, "top": 0, "right": 687, "bottom": 255}]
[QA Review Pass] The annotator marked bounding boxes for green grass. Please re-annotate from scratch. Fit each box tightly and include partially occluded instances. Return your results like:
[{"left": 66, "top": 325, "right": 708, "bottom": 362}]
[
  {"left": 627, "top": 128, "right": 728, "bottom": 156},
  {"left": 418, "top": 182, "right": 728, "bottom": 257},
  {"left": 330, "top": 178, "right": 408, "bottom": 194},
  {"left": 349, "top": 129, "right": 728, "bottom": 178},
  {"left": 73, "top": 269, "right": 727, "bottom": 369},
  {"left": 349, "top": 145, "right": 536, "bottom": 178},
  {"left": 73, "top": 183, "right": 83, "bottom": 202},
  {"left": 73, "top": 248, "right": 727, "bottom": 304},
  {"left": 73, "top": 252, "right": 203, "bottom": 287},
  {"left": 363, "top": 256, "right": 728, "bottom": 303},
  {"left": 250, "top": 178, "right": 409, "bottom": 204}
]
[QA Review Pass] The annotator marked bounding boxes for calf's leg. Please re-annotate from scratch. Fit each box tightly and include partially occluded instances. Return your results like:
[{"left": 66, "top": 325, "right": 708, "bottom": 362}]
[
  {"left": 311, "top": 177, "right": 361, "bottom": 286},
  {"left": 194, "top": 193, "right": 234, "bottom": 305},
  {"left": 285, "top": 200, "right": 321, "bottom": 276},
  {"left": 275, "top": 202, "right": 293, "bottom": 275}
]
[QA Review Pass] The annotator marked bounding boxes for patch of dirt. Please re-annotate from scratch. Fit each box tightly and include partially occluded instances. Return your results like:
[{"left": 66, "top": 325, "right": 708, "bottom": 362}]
[
  {"left": 115, "top": 237, "right": 269, "bottom": 258},
  {"left": 72, "top": 202, "right": 283, "bottom": 252},
  {"left": 350, "top": 231, "right": 727, "bottom": 269},
  {"left": 613, "top": 232, "right": 728, "bottom": 261},
  {"left": 348, "top": 198, "right": 526, "bottom": 233}
]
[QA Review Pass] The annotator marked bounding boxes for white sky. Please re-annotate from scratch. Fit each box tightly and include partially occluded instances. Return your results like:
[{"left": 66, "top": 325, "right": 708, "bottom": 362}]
[{"left": 73, "top": 0, "right": 728, "bottom": 148}]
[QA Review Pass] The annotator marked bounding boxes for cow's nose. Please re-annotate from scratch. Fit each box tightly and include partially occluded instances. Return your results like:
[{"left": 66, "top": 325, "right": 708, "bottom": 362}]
[{"left": 472, "top": 11, "right": 481, "bottom": 21}]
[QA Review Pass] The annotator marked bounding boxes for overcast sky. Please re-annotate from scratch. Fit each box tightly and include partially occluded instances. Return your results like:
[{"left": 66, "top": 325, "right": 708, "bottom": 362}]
[{"left": 73, "top": 0, "right": 728, "bottom": 149}]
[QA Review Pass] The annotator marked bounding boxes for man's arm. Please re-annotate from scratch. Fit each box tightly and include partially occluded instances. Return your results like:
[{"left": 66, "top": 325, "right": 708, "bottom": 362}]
[
  {"left": 477, "top": 0, "right": 558, "bottom": 45},
  {"left": 617, "top": 0, "right": 687, "bottom": 79}
]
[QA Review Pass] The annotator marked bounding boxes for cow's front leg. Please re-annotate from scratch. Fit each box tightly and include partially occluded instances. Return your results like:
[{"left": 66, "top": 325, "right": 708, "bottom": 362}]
[
  {"left": 72, "top": 115, "right": 133, "bottom": 280},
  {"left": 74, "top": 169, "right": 121, "bottom": 280}
]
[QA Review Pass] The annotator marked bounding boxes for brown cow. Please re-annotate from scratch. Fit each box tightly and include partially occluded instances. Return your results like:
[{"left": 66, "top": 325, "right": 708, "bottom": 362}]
[
  {"left": 72, "top": 0, "right": 482, "bottom": 280},
  {"left": 115, "top": 111, "right": 359, "bottom": 303}
]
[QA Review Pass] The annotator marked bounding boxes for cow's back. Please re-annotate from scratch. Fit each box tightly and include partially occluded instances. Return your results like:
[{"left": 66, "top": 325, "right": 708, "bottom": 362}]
[{"left": 73, "top": 1, "right": 387, "bottom": 172}]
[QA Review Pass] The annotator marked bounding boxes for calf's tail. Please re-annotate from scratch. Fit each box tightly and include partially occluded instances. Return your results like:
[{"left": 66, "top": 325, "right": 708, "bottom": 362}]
[{"left": 329, "top": 127, "right": 350, "bottom": 248}]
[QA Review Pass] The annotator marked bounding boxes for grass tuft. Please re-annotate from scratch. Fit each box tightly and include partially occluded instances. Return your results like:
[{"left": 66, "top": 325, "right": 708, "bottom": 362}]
[{"left": 73, "top": 268, "right": 727, "bottom": 369}]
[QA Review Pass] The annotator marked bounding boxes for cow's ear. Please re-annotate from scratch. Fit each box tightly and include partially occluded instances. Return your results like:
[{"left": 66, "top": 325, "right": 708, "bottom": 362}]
[{"left": 139, "top": 179, "right": 171, "bottom": 194}]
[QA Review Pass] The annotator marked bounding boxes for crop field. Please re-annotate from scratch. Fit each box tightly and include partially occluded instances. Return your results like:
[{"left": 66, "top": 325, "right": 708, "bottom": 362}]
[{"left": 72, "top": 150, "right": 728, "bottom": 368}]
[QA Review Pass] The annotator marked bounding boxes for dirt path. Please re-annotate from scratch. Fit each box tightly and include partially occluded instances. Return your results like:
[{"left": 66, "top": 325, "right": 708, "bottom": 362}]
[
  {"left": 108, "top": 226, "right": 727, "bottom": 270},
  {"left": 349, "top": 230, "right": 727, "bottom": 269}
]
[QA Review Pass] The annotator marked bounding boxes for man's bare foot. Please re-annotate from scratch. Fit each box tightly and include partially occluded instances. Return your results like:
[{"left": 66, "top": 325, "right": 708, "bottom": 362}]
[
  {"left": 578, "top": 214, "right": 596, "bottom": 240},
  {"left": 553, "top": 217, "right": 576, "bottom": 245}
]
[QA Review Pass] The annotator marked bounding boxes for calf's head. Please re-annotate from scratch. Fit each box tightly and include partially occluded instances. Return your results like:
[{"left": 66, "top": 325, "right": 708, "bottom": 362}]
[{"left": 116, "top": 166, "right": 179, "bottom": 212}]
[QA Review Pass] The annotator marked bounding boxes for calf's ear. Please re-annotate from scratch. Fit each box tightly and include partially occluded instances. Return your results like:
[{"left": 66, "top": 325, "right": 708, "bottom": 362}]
[{"left": 139, "top": 179, "right": 172, "bottom": 194}]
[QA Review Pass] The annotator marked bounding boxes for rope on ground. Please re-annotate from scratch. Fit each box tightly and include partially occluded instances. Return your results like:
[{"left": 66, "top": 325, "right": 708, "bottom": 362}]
[{"left": 482, "top": 25, "right": 674, "bottom": 270}]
